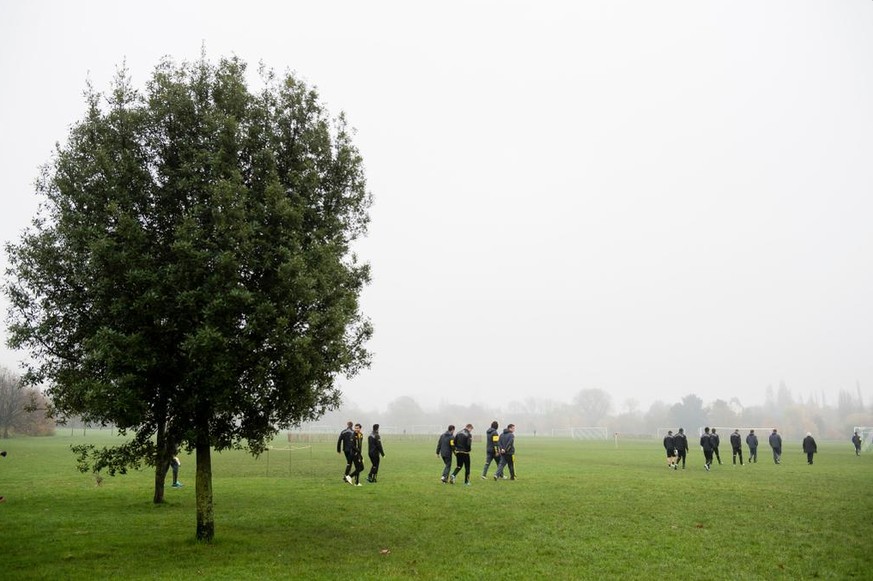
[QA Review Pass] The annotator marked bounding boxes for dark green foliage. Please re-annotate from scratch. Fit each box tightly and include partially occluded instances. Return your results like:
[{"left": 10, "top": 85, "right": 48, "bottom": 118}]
[{"left": 3, "top": 55, "right": 372, "bottom": 538}]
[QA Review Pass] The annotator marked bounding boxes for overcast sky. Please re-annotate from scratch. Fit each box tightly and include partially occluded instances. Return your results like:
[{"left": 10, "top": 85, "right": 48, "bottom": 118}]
[{"left": 1, "top": 1, "right": 871, "bottom": 414}]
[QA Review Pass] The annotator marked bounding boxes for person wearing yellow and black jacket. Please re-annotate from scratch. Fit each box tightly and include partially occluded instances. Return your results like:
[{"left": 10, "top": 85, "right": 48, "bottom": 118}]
[
  {"left": 345, "top": 423, "right": 365, "bottom": 486},
  {"left": 436, "top": 425, "right": 455, "bottom": 483},
  {"left": 481, "top": 420, "right": 500, "bottom": 480},
  {"left": 450, "top": 424, "right": 474, "bottom": 485},
  {"left": 495, "top": 424, "right": 516, "bottom": 480}
]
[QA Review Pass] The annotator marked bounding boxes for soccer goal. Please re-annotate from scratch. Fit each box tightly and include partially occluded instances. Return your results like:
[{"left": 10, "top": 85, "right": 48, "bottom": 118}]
[
  {"left": 853, "top": 426, "right": 873, "bottom": 452},
  {"left": 551, "top": 427, "right": 608, "bottom": 440}
]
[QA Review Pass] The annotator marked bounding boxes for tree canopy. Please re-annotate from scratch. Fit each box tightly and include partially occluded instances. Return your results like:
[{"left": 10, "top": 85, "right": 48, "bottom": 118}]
[{"left": 3, "top": 55, "right": 372, "bottom": 540}]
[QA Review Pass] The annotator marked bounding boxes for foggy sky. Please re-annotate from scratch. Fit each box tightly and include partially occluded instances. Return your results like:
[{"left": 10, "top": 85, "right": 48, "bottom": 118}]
[{"left": 1, "top": 1, "right": 871, "bottom": 413}]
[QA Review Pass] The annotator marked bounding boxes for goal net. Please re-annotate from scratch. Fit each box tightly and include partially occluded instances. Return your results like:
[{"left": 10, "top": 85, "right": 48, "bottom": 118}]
[
  {"left": 551, "top": 427, "right": 608, "bottom": 440},
  {"left": 853, "top": 426, "right": 873, "bottom": 452}
]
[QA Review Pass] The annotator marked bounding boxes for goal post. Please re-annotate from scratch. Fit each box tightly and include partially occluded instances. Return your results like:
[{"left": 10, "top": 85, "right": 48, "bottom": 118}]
[
  {"left": 853, "top": 426, "right": 873, "bottom": 452},
  {"left": 551, "top": 427, "right": 608, "bottom": 440}
]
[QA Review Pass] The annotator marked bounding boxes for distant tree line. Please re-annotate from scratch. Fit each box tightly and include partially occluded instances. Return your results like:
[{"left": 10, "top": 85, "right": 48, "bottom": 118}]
[
  {"left": 318, "top": 385, "right": 872, "bottom": 441},
  {"left": 0, "top": 366, "right": 54, "bottom": 438}
]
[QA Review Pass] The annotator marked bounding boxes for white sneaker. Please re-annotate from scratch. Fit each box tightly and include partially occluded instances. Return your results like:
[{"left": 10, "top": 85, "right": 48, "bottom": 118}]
[{"left": 345, "top": 475, "right": 353, "bottom": 485}]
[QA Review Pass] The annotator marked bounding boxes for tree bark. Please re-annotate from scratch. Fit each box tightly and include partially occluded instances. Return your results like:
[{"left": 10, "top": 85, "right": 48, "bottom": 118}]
[{"left": 195, "top": 437, "right": 214, "bottom": 541}]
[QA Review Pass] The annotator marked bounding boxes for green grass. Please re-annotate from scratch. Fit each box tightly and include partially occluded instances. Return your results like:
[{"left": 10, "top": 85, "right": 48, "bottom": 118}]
[{"left": 1, "top": 432, "right": 870, "bottom": 580}]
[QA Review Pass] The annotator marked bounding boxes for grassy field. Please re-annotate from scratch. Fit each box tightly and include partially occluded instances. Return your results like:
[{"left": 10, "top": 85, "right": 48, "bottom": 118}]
[{"left": 0, "top": 431, "right": 870, "bottom": 580}]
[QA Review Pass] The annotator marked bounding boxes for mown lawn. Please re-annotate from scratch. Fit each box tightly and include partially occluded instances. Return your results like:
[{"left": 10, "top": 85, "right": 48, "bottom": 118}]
[{"left": 0, "top": 432, "right": 870, "bottom": 579}]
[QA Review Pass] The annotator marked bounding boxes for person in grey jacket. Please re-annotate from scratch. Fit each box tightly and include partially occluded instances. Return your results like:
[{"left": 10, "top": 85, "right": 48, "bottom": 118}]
[
  {"left": 802, "top": 432, "right": 817, "bottom": 465},
  {"left": 769, "top": 428, "right": 782, "bottom": 464},
  {"left": 436, "top": 425, "right": 455, "bottom": 483},
  {"left": 494, "top": 424, "right": 516, "bottom": 480},
  {"left": 746, "top": 430, "right": 759, "bottom": 463}
]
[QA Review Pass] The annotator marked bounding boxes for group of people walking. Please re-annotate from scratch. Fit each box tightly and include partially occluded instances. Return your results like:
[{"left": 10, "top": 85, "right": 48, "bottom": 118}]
[
  {"left": 437, "top": 421, "right": 516, "bottom": 485},
  {"left": 337, "top": 422, "right": 385, "bottom": 486},
  {"left": 663, "top": 427, "right": 821, "bottom": 470},
  {"left": 336, "top": 420, "right": 517, "bottom": 486}
]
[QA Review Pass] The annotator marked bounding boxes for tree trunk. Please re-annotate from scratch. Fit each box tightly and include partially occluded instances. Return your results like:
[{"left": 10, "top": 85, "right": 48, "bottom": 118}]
[
  {"left": 153, "top": 417, "right": 168, "bottom": 504},
  {"left": 195, "top": 438, "right": 214, "bottom": 542}
]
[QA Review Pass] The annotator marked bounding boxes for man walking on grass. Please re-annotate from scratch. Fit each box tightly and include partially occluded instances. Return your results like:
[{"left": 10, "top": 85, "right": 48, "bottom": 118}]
[
  {"left": 700, "top": 427, "right": 714, "bottom": 471},
  {"left": 482, "top": 420, "right": 501, "bottom": 479},
  {"left": 345, "top": 423, "right": 365, "bottom": 486},
  {"left": 711, "top": 428, "right": 722, "bottom": 464},
  {"left": 746, "top": 430, "right": 758, "bottom": 463},
  {"left": 495, "top": 423, "right": 516, "bottom": 480},
  {"left": 663, "top": 430, "right": 677, "bottom": 470},
  {"left": 451, "top": 424, "right": 474, "bottom": 485},
  {"left": 674, "top": 428, "right": 689, "bottom": 469},
  {"left": 436, "top": 425, "right": 455, "bottom": 483},
  {"left": 769, "top": 428, "right": 782, "bottom": 464},
  {"left": 337, "top": 421, "right": 354, "bottom": 482},
  {"left": 730, "top": 429, "right": 744, "bottom": 466}
]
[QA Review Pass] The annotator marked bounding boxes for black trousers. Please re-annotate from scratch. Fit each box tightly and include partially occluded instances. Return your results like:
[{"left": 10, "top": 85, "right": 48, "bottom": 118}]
[
  {"left": 350, "top": 455, "right": 364, "bottom": 483},
  {"left": 732, "top": 446, "right": 743, "bottom": 465},
  {"left": 452, "top": 452, "right": 471, "bottom": 482},
  {"left": 368, "top": 453, "right": 381, "bottom": 478}
]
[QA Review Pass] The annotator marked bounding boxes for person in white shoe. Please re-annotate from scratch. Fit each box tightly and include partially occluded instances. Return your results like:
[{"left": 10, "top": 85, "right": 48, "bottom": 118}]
[
  {"left": 347, "top": 423, "right": 365, "bottom": 486},
  {"left": 337, "top": 421, "right": 354, "bottom": 483}
]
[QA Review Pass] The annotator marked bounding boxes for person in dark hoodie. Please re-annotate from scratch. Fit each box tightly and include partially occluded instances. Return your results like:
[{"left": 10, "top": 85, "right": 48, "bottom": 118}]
[
  {"left": 345, "top": 423, "right": 365, "bottom": 486},
  {"left": 730, "top": 429, "right": 744, "bottom": 466},
  {"left": 674, "top": 428, "right": 689, "bottom": 469},
  {"left": 700, "top": 427, "right": 714, "bottom": 472},
  {"left": 337, "top": 421, "right": 354, "bottom": 483},
  {"left": 746, "top": 430, "right": 759, "bottom": 463},
  {"left": 482, "top": 420, "right": 501, "bottom": 480},
  {"left": 451, "top": 424, "right": 474, "bottom": 485},
  {"left": 802, "top": 432, "right": 817, "bottom": 465},
  {"left": 494, "top": 424, "right": 516, "bottom": 480},
  {"left": 711, "top": 428, "right": 722, "bottom": 465},
  {"left": 367, "top": 424, "right": 385, "bottom": 483},
  {"left": 436, "top": 425, "right": 455, "bottom": 483}
]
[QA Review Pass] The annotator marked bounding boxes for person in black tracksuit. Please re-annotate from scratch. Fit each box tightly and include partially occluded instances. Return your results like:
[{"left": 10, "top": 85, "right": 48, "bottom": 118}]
[
  {"left": 346, "top": 423, "right": 365, "bottom": 486},
  {"left": 730, "top": 429, "right": 744, "bottom": 465},
  {"left": 337, "top": 421, "right": 354, "bottom": 482},
  {"left": 495, "top": 424, "right": 516, "bottom": 480},
  {"left": 674, "top": 428, "right": 689, "bottom": 469},
  {"left": 802, "top": 432, "right": 817, "bottom": 465},
  {"left": 482, "top": 420, "right": 500, "bottom": 479},
  {"left": 711, "top": 428, "right": 722, "bottom": 464},
  {"left": 700, "top": 427, "right": 714, "bottom": 471},
  {"left": 451, "top": 424, "right": 474, "bottom": 485},
  {"left": 436, "top": 425, "right": 455, "bottom": 483},
  {"left": 367, "top": 424, "right": 385, "bottom": 483}
]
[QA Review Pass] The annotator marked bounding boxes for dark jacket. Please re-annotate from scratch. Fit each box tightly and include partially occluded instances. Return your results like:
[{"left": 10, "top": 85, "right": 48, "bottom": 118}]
[
  {"left": 711, "top": 432, "right": 721, "bottom": 449},
  {"left": 351, "top": 430, "right": 364, "bottom": 459},
  {"left": 663, "top": 435, "right": 675, "bottom": 452},
  {"left": 746, "top": 433, "right": 759, "bottom": 448},
  {"left": 498, "top": 429, "right": 515, "bottom": 455},
  {"left": 436, "top": 431, "right": 454, "bottom": 457},
  {"left": 368, "top": 431, "right": 384, "bottom": 458},
  {"left": 700, "top": 433, "right": 713, "bottom": 451},
  {"left": 769, "top": 432, "right": 782, "bottom": 450},
  {"left": 486, "top": 426, "right": 500, "bottom": 457},
  {"left": 337, "top": 427, "right": 353, "bottom": 454},
  {"left": 802, "top": 435, "right": 817, "bottom": 454},
  {"left": 674, "top": 432, "right": 688, "bottom": 453},
  {"left": 454, "top": 429, "right": 472, "bottom": 454},
  {"left": 730, "top": 432, "right": 742, "bottom": 450}
]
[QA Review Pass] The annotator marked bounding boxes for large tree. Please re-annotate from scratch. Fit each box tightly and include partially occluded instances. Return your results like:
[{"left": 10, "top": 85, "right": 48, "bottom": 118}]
[{"left": 3, "top": 55, "right": 372, "bottom": 541}]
